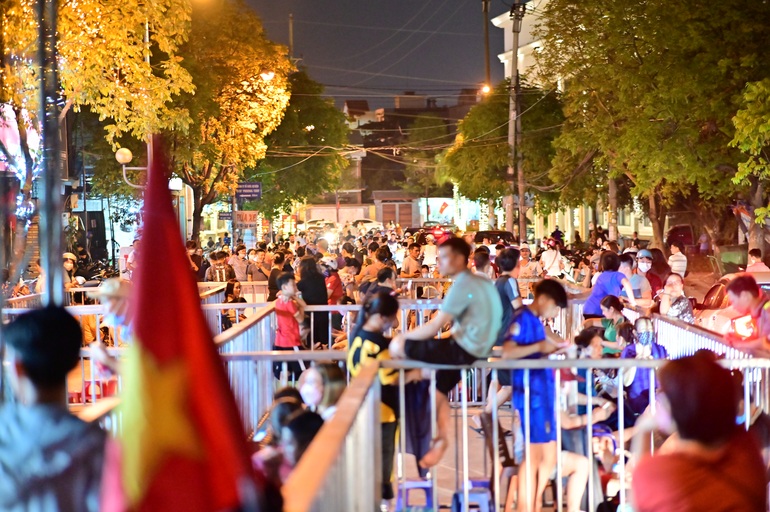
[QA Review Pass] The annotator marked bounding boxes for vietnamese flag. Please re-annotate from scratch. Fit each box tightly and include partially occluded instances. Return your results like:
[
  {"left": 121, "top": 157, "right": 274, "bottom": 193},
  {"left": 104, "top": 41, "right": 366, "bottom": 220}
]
[{"left": 101, "top": 137, "right": 260, "bottom": 511}]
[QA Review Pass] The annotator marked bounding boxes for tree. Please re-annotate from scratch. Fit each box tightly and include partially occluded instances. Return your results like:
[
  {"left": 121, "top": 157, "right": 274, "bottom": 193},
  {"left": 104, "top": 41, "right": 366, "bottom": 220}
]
[
  {"left": 400, "top": 114, "right": 451, "bottom": 219},
  {"left": 443, "top": 80, "right": 563, "bottom": 225},
  {"left": 534, "top": 0, "right": 770, "bottom": 248},
  {"left": 167, "top": 0, "right": 292, "bottom": 241},
  {"left": 1, "top": 0, "right": 193, "bottom": 188},
  {"left": 242, "top": 69, "right": 349, "bottom": 218}
]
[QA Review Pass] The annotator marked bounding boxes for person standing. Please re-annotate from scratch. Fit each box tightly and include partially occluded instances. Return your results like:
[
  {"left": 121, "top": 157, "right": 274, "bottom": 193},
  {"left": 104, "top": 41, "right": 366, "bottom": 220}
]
[
  {"left": 667, "top": 241, "right": 688, "bottom": 277},
  {"left": 635, "top": 249, "right": 663, "bottom": 297},
  {"left": 228, "top": 244, "right": 250, "bottom": 282},
  {"left": 747, "top": 249, "right": 770, "bottom": 273},
  {"left": 266, "top": 252, "right": 286, "bottom": 301},
  {"left": 421, "top": 234, "right": 438, "bottom": 268},
  {"left": 516, "top": 244, "right": 542, "bottom": 299},
  {"left": 400, "top": 243, "right": 422, "bottom": 278},
  {"left": 540, "top": 238, "right": 563, "bottom": 277},
  {"left": 582, "top": 251, "right": 637, "bottom": 319},
  {"left": 297, "top": 256, "right": 330, "bottom": 347}
]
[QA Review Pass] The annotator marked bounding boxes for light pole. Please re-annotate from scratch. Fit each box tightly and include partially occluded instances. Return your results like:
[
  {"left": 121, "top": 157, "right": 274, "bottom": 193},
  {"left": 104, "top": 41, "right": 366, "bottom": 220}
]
[
  {"left": 115, "top": 147, "right": 146, "bottom": 189},
  {"left": 505, "top": 1, "right": 527, "bottom": 241}
]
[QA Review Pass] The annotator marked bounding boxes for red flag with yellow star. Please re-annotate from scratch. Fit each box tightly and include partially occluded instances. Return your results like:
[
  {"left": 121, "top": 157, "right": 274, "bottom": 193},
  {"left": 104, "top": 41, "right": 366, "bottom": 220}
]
[{"left": 101, "top": 138, "right": 259, "bottom": 511}]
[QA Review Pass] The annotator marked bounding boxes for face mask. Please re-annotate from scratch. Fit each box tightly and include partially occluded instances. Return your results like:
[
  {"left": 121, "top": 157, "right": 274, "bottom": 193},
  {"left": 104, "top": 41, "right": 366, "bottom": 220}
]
[
  {"left": 637, "top": 262, "right": 652, "bottom": 273},
  {"left": 63, "top": 261, "right": 74, "bottom": 271},
  {"left": 422, "top": 272, "right": 429, "bottom": 278},
  {"left": 300, "top": 383, "right": 322, "bottom": 408},
  {"left": 637, "top": 331, "right": 654, "bottom": 346},
  {"left": 249, "top": 255, "right": 257, "bottom": 262}
]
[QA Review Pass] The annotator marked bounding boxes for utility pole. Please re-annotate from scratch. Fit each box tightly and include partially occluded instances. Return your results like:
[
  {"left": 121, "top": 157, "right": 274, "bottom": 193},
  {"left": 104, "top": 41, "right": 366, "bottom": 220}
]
[
  {"left": 505, "top": 2, "right": 526, "bottom": 241},
  {"left": 482, "top": 0, "right": 491, "bottom": 87},
  {"left": 289, "top": 13, "right": 294, "bottom": 60},
  {"left": 37, "top": 0, "right": 63, "bottom": 305}
]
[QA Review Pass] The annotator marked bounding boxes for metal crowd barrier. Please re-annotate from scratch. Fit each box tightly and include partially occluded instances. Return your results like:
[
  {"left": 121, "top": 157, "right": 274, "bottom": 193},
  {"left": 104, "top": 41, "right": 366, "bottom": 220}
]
[
  {"left": 282, "top": 362, "right": 381, "bottom": 512},
  {"left": 283, "top": 354, "right": 766, "bottom": 512},
  {"left": 5, "top": 293, "right": 43, "bottom": 308}
]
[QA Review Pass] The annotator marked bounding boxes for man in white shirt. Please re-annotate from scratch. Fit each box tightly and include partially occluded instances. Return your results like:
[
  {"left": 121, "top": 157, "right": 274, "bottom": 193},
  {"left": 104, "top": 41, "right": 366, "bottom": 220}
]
[{"left": 668, "top": 241, "right": 688, "bottom": 277}]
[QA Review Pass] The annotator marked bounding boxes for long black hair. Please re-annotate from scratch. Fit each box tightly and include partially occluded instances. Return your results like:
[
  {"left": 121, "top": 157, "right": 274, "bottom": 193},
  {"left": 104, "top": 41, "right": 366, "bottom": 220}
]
[{"left": 352, "top": 290, "right": 399, "bottom": 335}]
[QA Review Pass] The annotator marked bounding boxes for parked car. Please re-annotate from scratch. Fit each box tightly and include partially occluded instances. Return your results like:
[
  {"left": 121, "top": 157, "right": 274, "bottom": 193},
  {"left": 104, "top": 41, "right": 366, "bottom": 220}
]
[
  {"left": 352, "top": 218, "right": 382, "bottom": 233},
  {"left": 694, "top": 272, "right": 770, "bottom": 334},
  {"left": 299, "top": 219, "right": 335, "bottom": 231},
  {"left": 666, "top": 224, "right": 695, "bottom": 248},
  {"left": 473, "top": 230, "right": 516, "bottom": 246}
]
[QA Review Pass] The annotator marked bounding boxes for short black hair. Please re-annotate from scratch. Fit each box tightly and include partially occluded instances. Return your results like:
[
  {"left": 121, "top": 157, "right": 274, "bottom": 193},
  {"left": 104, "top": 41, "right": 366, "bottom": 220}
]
[
  {"left": 473, "top": 251, "right": 490, "bottom": 269},
  {"left": 475, "top": 245, "right": 491, "bottom": 254},
  {"left": 439, "top": 237, "right": 471, "bottom": 263},
  {"left": 272, "top": 252, "right": 286, "bottom": 265},
  {"left": 216, "top": 251, "right": 229, "bottom": 260},
  {"left": 367, "top": 242, "right": 379, "bottom": 253},
  {"left": 4, "top": 306, "right": 82, "bottom": 388},
  {"left": 599, "top": 251, "right": 620, "bottom": 272},
  {"left": 377, "top": 267, "right": 396, "bottom": 283},
  {"left": 497, "top": 248, "right": 520, "bottom": 272},
  {"left": 533, "top": 279, "right": 568, "bottom": 308},
  {"left": 276, "top": 272, "right": 296, "bottom": 290},
  {"left": 235, "top": 244, "right": 246, "bottom": 253},
  {"left": 575, "top": 327, "right": 603, "bottom": 348},
  {"left": 185, "top": 240, "right": 197, "bottom": 250},
  {"left": 670, "top": 240, "right": 684, "bottom": 252},
  {"left": 408, "top": 243, "right": 421, "bottom": 252},
  {"left": 726, "top": 274, "right": 760, "bottom": 298},
  {"left": 619, "top": 253, "right": 635, "bottom": 268},
  {"left": 749, "top": 248, "right": 763, "bottom": 259},
  {"left": 341, "top": 242, "right": 355, "bottom": 254}
]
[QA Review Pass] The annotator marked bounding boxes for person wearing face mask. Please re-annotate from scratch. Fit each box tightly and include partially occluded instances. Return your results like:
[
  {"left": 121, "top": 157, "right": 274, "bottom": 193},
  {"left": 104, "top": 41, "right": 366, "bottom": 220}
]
[
  {"left": 635, "top": 249, "right": 662, "bottom": 297},
  {"left": 63, "top": 253, "right": 78, "bottom": 291}
]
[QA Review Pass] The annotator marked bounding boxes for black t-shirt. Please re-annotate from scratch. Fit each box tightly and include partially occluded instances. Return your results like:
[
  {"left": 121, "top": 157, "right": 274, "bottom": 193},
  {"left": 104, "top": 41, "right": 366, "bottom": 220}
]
[
  {"left": 297, "top": 274, "right": 327, "bottom": 305},
  {"left": 494, "top": 274, "right": 520, "bottom": 343},
  {"left": 267, "top": 268, "right": 282, "bottom": 301},
  {"left": 347, "top": 328, "right": 399, "bottom": 422}
]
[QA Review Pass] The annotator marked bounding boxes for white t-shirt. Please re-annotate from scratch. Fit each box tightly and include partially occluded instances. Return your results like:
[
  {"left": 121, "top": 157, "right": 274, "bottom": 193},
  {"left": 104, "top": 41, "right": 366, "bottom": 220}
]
[{"left": 421, "top": 244, "right": 437, "bottom": 266}]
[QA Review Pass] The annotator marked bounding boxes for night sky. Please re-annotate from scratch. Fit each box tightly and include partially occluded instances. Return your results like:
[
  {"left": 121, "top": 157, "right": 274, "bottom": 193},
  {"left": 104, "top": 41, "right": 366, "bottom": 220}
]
[{"left": 246, "top": 0, "right": 507, "bottom": 108}]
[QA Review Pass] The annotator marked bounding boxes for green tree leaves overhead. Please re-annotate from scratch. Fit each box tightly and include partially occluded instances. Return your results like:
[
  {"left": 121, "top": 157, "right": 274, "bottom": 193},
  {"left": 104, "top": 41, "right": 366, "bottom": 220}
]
[{"left": 243, "top": 69, "right": 350, "bottom": 218}]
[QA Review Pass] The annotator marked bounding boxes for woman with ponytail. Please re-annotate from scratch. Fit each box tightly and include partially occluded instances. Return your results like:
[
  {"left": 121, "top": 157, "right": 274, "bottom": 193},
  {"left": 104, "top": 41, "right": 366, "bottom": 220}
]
[{"left": 346, "top": 291, "right": 401, "bottom": 506}]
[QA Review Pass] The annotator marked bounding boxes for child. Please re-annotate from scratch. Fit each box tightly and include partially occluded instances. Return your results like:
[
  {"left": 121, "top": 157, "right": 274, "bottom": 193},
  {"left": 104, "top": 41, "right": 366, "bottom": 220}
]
[
  {"left": 503, "top": 279, "right": 569, "bottom": 512},
  {"left": 347, "top": 291, "right": 402, "bottom": 505},
  {"left": 273, "top": 272, "right": 307, "bottom": 381}
]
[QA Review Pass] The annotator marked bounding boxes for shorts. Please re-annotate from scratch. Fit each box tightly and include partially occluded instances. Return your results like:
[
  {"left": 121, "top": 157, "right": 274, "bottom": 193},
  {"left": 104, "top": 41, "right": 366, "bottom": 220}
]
[
  {"left": 272, "top": 345, "right": 305, "bottom": 381},
  {"left": 403, "top": 337, "right": 478, "bottom": 395}
]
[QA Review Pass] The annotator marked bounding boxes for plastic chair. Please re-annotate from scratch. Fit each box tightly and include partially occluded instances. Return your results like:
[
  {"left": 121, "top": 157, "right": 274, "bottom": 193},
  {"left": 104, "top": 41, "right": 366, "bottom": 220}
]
[
  {"left": 451, "top": 488, "right": 492, "bottom": 512},
  {"left": 395, "top": 478, "right": 433, "bottom": 511}
]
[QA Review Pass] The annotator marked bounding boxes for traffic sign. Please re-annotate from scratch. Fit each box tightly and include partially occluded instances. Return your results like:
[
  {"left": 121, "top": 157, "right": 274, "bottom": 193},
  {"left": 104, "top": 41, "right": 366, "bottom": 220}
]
[{"left": 236, "top": 182, "right": 262, "bottom": 200}]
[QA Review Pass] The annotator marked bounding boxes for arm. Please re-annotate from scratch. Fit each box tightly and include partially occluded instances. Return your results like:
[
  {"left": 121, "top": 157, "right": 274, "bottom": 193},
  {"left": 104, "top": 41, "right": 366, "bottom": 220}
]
[
  {"left": 503, "top": 340, "right": 551, "bottom": 359},
  {"left": 621, "top": 278, "right": 638, "bottom": 307},
  {"left": 405, "top": 310, "right": 454, "bottom": 340},
  {"left": 583, "top": 318, "right": 603, "bottom": 328},
  {"left": 658, "top": 292, "right": 672, "bottom": 315}
]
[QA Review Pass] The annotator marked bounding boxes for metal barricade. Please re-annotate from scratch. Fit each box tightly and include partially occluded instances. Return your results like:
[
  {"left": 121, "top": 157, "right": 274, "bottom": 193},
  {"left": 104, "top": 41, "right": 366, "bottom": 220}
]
[
  {"left": 239, "top": 281, "right": 269, "bottom": 304},
  {"left": 4, "top": 293, "right": 43, "bottom": 309},
  {"left": 282, "top": 362, "right": 381, "bottom": 512}
]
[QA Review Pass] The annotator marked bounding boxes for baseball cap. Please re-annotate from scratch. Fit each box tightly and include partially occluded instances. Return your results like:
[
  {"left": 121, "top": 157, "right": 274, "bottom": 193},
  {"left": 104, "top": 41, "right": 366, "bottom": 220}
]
[
  {"left": 637, "top": 249, "right": 652, "bottom": 259},
  {"left": 320, "top": 256, "right": 338, "bottom": 270}
]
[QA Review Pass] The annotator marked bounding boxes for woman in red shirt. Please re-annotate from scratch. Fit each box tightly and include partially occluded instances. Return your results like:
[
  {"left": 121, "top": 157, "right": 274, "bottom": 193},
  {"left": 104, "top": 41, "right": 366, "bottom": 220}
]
[{"left": 631, "top": 352, "right": 767, "bottom": 511}]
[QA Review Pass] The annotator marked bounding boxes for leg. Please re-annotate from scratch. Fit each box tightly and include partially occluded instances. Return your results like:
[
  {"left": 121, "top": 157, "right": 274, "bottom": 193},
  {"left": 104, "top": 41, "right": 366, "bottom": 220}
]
[
  {"left": 533, "top": 442, "right": 557, "bottom": 512},
  {"left": 516, "top": 443, "right": 544, "bottom": 512},
  {"left": 484, "top": 384, "right": 512, "bottom": 414},
  {"left": 560, "top": 451, "right": 589, "bottom": 512},
  {"left": 418, "top": 391, "right": 449, "bottom": 468}
]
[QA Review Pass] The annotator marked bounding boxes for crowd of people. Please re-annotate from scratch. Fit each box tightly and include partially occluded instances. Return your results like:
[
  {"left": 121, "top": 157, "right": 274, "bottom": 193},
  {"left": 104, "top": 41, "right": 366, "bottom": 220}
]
[{"left": 6, "top": 221, "right": 770, "bottom": 511}]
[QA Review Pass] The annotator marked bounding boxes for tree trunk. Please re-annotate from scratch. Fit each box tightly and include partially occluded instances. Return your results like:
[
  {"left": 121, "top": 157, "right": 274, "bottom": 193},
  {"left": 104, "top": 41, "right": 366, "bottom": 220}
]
[
  {"left": 608, "top": 177, "right": 618, "bottom": 242},
  {"left": 191, "top": 186, "right": 203, "bottom": 244},
  {"left": 648, "top": 192, "right": 666, "bottom": 250},
  {"left": 749, "top": 179, "right": 766, "bottom": 253},
  {"left": 518, "top": 168, "right": 527, "bottom": 243},
  {"left": 488, "top": 198, "right": 496, "bottom": 230}
]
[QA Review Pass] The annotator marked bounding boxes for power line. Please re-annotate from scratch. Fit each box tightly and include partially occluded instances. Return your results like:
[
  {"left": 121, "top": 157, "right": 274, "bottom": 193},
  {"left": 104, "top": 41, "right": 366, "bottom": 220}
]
[
  {"left": 305, "top": 64, "right": 480, "bottom": 86},
  {"left": 263, "top": 18, "right": 479, "bottom": 37}
]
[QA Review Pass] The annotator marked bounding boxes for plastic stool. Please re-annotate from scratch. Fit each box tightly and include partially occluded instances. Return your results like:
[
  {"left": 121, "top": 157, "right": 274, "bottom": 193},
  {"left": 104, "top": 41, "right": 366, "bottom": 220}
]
[
  {"left": 451, "top": 488, "right": 492, "bottom": 512},
  {"left": 466, "top": 479, "right": 490, "bottom": 490},
  {"left": 395, "top": 478, "right": 433, "bottom": 511}
]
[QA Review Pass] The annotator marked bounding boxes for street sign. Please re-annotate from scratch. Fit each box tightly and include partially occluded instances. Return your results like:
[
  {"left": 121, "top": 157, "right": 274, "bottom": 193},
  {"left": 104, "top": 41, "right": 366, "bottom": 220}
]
[
  {"left": 236, "top": 182, "right": 262, "bottom": 200},
  {"left": 235, "top": 210, "right": 259, "bottom": 229},
  {"left": 219, "top": 211, "right": 232, "bottom": 221}
]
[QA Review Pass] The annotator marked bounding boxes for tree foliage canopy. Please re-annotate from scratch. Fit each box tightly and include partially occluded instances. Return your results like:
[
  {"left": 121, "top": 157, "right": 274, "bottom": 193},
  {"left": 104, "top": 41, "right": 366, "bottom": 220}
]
[
  {"left": 244, "top": 69, "right": 349, "bottom": 218},
  {"left": 400, "top": 114, "right": 451, "bottom": 198},
  {"left": 443, "top": 80, "right": 563, "bottom": 211}
]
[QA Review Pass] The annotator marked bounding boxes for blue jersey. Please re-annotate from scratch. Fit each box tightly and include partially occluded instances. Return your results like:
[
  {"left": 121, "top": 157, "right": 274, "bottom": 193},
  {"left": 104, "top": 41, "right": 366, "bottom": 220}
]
[{"left": 508, "top": 307, "right": 556, "bottom": 443}]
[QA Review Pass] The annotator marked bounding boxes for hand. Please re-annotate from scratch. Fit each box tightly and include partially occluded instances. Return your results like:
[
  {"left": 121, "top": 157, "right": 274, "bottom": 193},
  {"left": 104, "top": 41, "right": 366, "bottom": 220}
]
[
  {"left": 389, "top": 334, "right": 407, "bottom": 359},
  {"left": 592, "top": 403, "right": 616, "bottom": 422}
]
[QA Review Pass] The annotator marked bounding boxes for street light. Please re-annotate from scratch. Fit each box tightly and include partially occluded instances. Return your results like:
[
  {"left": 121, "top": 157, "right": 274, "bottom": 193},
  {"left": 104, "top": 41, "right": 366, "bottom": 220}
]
[
  {"left": 115, "top": 148, "right": 146, "bottom": 189},
  {"left": 481, "top": 84, "right": 491, "bottom": 95}
]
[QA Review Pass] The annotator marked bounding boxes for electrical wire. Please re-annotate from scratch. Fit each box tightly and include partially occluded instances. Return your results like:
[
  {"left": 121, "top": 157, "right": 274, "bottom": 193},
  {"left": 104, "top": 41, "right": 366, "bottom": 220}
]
[
  {"left": 305, "top": 64, "right": 480, "bottom": 86},
  {"left": 263, "top": 18, "right": 479, "bottom": 37}
]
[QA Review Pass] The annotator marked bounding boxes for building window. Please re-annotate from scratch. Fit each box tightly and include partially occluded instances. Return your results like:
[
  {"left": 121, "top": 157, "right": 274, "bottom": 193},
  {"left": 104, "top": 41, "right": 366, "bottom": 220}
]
[
  {"left": 641, "top": 215, "right": 652, "bottom": 227},
  {"left": 617, "top": 208, "right": 630, "bottom": 227}
]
